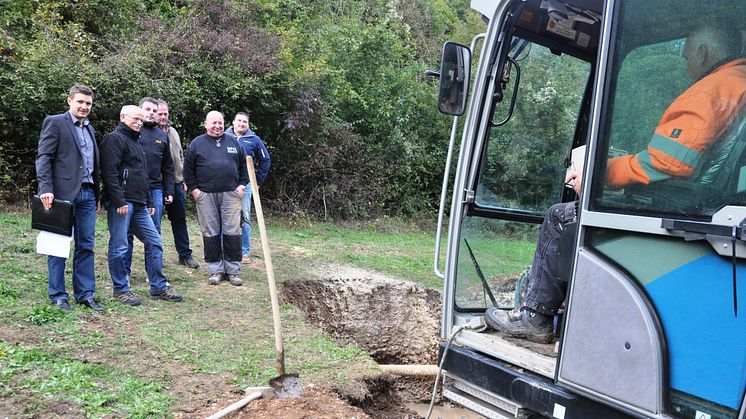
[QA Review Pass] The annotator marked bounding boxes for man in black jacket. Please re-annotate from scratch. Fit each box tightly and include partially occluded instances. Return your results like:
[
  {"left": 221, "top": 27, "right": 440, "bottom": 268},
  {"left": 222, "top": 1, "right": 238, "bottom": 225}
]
[
  {"left": 184, "top": 111, "right": 248, "bottom": 286},
  {"left": 35, "top": 84, "right": 102, "bottom": 313},
  {"left": 100, "top": 105, "right": 183, "bottom": 306},
  {"left": 124, "top": 97, "right": 175, "bottom": 278}
]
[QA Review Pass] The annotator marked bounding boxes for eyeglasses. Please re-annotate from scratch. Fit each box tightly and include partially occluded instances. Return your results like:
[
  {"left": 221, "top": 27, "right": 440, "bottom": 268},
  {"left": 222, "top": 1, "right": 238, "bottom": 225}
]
[{"left": 125, "top": 114, "right": 144, "bottom": 123}]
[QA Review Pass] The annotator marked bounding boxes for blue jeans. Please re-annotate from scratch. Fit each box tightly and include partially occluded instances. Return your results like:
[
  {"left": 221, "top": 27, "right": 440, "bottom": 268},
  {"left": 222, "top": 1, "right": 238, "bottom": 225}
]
[
  {"left": 47, "top": 187, "right": 97, "bottom": 303},
  {"left": 125, "top": 188, "right": 163, "bottom": 274},
  {"left": 108, "top": 202, "right": 168, "bottom": 294},
  {"left": 240, "top": 185, "right": 253, "bottom": 257},
  {"left": 166, "top": 183, "right": 193, "bottom": 259}
]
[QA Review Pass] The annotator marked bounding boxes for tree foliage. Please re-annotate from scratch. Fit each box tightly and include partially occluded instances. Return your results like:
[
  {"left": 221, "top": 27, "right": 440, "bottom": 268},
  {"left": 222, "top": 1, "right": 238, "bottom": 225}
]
[{"left": 0, "top": 0, "right": 482, "bottom": 218}]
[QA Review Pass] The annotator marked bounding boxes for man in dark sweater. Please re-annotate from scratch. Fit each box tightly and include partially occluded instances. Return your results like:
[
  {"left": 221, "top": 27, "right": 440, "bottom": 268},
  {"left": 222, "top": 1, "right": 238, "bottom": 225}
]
[
  {"left": 100, "top": 105, "right": 183, "bottom": 305},
  {"left": 124, "top": 97, "right": 175, "bottom": 279},
  {"left": 183, "top": 111, "right": 248, "bottom": 286}
]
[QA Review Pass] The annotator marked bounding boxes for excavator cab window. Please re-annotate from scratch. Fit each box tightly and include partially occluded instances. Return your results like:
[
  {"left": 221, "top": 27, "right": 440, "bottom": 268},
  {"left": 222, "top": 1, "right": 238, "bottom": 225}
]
[
  {"left": 591, "top": 18, "right": 746, "bottom": 219},
  {"left": 455, "top": 36, "right": 591, "bottom": 311}
]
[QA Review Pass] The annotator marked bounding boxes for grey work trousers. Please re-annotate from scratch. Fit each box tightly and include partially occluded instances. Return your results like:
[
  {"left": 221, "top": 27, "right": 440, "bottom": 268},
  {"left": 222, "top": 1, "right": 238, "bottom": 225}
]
[{"left": 194, "top": 190, "right": 242, "bottom": 275}]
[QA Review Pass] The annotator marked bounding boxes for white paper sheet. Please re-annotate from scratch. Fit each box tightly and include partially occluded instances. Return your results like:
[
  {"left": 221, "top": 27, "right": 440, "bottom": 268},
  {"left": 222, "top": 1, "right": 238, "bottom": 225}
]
[
  {"left": 566, "top": 144, "right": 586, "bottom": 182},
  {"left": 36, "top": 230, "right": 73, "bottom": 258}
]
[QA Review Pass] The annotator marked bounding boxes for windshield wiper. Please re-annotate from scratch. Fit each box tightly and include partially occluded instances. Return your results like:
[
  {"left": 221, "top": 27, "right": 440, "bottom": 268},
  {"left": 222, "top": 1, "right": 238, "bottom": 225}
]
[{"left": 463, "top": 239, "right": 498, "bottom": 308}]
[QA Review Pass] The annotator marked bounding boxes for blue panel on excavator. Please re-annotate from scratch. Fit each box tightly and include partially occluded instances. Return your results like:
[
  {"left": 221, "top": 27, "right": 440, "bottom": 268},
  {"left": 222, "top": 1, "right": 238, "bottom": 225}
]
[{"left": 646, "top": 253, "right": 746, "bottom": 409}]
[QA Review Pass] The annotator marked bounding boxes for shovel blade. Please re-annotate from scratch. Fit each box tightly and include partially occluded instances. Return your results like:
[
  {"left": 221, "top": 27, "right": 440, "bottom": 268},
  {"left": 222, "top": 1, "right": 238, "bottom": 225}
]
[{"left": 269, "top": 373, "right": 304, "bottom": 398}]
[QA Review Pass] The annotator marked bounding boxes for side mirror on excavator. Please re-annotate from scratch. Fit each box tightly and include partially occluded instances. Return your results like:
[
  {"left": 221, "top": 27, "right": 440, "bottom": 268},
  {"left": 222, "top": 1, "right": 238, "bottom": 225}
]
[{"left": 435, "top": 41, "right": 471, "bottom": 116}]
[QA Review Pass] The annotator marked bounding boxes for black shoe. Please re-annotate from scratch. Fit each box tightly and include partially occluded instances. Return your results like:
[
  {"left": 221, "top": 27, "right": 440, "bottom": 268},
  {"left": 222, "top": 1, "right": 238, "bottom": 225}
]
[
  {"left": 484, "top": 307, "right": 554, "bottom": 344},
  {"left": 113, "top": 291, "right": 142, "bottom": 306},
  {"left": 79, "top": 298, "right": 104, "bottom": 312},
  {"left": 179, "top": 257, "right": 199, "bottom": 269},
  {"left": 150, "top": 287, "right": 183, "bottom": 302},
  {"left": 53, "top": 299, "right": 72, "bottom": 313}
]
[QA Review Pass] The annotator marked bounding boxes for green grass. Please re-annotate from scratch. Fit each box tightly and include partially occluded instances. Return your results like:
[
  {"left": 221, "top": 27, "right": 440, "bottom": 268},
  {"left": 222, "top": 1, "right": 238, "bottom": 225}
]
[
  {"left": 267, "top": 219, "right": 444, "bottom": 288},
  {"left": 0, "top": 209, "right": 532, "bottom": 415},
  {"left": 0, "top": 342, "right": 173, "bottom": 418}
]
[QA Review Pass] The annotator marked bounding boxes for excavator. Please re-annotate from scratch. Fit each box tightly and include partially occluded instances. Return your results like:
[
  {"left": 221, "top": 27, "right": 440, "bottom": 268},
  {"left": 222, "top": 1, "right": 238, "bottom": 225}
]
[{"left": 432, "top": 0, "right": 746, "bottom": 417}]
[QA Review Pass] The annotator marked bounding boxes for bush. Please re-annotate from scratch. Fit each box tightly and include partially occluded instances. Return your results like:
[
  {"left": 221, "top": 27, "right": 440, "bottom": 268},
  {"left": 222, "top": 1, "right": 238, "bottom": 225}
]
[{"left": 0, "top": 0, "right": 483, "bottom": 219}]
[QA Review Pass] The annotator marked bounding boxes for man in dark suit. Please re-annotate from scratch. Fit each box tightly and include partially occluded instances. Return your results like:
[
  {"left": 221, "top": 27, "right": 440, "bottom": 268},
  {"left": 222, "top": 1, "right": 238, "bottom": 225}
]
[{"left": 35, "top": 84, "right": 103, "bottom": 313}]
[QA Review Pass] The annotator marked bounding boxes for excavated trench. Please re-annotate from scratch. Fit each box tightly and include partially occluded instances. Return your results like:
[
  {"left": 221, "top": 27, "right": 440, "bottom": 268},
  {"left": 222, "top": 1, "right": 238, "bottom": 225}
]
[{"left": 282, "top": 264, "right": 446, "bottom": 417}]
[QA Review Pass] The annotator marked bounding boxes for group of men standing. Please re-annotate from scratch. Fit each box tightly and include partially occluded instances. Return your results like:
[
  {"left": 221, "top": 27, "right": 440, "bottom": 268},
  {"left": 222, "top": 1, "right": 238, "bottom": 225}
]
[{"left": 35, "top": 85, "right": 271, "bottom": 312}]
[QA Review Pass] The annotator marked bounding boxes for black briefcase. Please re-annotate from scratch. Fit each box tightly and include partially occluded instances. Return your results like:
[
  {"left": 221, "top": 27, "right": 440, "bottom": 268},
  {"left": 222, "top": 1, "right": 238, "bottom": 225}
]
[{"left": 31, "top": 195, "right": 74, "bottom": 236}]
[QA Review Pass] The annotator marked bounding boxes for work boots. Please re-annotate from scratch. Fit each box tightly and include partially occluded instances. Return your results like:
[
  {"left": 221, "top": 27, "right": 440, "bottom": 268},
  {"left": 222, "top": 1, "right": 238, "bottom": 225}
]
[{"left": 484, "top": 307, "right": 554, "bottom": 344}]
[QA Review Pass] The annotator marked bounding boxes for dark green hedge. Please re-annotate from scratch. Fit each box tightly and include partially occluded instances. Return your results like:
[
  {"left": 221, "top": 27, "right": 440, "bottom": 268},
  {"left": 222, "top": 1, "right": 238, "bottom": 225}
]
[{"left": 0, "top": 0, "right": 481, "bottom": 219}]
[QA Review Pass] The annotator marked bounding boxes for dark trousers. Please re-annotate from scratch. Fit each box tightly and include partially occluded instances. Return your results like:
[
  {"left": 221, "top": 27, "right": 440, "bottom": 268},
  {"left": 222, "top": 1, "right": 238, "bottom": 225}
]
[
  {"left": 166, "top": 182, "right": 193, "bottom": 259},
  {"left": 524, "top": 202, "right": 577, "bottom": 316}
]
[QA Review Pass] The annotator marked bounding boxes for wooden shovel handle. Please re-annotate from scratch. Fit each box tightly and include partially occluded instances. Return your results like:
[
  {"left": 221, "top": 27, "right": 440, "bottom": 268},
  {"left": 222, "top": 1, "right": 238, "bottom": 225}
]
[{"left": 246, "top": 156, "right": 285, "bottom": 376}]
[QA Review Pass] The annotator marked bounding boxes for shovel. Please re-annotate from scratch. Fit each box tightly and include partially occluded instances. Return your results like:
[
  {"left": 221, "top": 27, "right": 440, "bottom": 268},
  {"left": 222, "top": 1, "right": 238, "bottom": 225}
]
[{"left": 246, "top": 156, "right": 304, "bottom": 398}]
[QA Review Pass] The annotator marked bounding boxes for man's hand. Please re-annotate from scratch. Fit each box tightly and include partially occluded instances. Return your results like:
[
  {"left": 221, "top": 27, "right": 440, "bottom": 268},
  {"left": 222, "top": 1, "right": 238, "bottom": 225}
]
[
  {"left": 183, "top": 183, "right": 188, "bottom": 192},
  {"left": 40, "top": 193, "right": 54, "bottom": 210},
  {"left": 235, "top": 184, "right": 245, "bottom": 198},
  {"left": 565, "top": 171, "right": 583, "bottom": 196},
  {"left": 116, "top": 205, "right": 128, "bottom": 216},
  {"left": 191, "top": 188, "right": 202, "bottom": 200},
  {"left": 165, "top": 195, "right": 173, "bottom": 204},
  {"left": 149, "top": 207, "right": 155, "bottom": 216}
]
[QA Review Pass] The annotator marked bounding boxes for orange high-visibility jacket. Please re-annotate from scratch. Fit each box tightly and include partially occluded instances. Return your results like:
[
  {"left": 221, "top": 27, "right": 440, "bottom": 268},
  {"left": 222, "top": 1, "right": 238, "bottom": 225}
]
[{"left": 606, "top": 58, "right": 746, "bottom": 186}]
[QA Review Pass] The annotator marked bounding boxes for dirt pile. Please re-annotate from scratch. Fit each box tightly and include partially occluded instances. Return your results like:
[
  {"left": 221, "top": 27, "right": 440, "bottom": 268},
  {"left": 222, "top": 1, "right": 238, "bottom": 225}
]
[
  {"left": 332, "top": 374, "right": 421, "bottom": 418},
  {"left": 282, "top": 265, "right": 441, "bottom": 364},
  {"left": 236, "top": 387, "right": 370, "bottom": 418}
]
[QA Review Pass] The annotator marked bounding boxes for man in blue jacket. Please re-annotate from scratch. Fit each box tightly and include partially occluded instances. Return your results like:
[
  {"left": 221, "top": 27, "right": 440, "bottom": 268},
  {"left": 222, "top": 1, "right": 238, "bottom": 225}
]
[
  {"left": 184, "top": 111, "right": 249, "bottom": 286},
  {"left": 225, "top": 112, "right": 270, "bottom": 264},
  {"left": 35, "top": 84, "right": 102, "bottom": 313}
]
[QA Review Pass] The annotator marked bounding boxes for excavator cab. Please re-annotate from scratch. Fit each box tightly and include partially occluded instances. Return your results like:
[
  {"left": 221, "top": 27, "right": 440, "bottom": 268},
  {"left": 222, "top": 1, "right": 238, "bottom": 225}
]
[{"left": 434, "top": 0, "right": 746, "bottom": 417}]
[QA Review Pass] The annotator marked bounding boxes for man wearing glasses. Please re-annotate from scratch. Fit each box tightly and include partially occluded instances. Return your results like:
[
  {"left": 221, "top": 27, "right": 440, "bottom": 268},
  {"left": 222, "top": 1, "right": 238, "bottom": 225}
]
[
  {"left": 100, "top": 105, "right": 183, "bottom": 305},
  {"left": 123, "top": 97, "right": 175, "bottom": 281}
]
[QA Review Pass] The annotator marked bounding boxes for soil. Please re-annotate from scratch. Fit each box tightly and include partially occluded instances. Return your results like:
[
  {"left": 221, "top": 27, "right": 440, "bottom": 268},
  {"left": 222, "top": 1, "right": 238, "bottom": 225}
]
[
  {"left": 194, "top": 263, "right": 439, "bottom": 418},
  {"left": 238, "top": 387, "right": 370, "bottom": 418},
  {"left": 208, "top": 376, "right": 423, "bottom": 418},
  {"left": 189, "top": 372, "right": 425, "bottom": 418},
  {"left": 283, "top": 264, "right": 442, "bottom": 365}
]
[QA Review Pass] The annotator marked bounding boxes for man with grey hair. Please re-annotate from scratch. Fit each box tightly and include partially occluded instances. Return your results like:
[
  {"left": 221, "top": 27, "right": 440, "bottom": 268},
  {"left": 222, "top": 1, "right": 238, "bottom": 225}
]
[
  {"left": 101, "top": 105, "right": 183, "bottom": 305},
  {"left": 184, "top": 111, "right": 248, "bottom": 286},
  {"left": 157, "top": 100, "right": 199, "bottom": 269},
  {"left": 486, "top": 25, "right": 746, "bottom": 343},
  {"left": 124, "top": 97, "right": 174, "bottom": 280}
]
